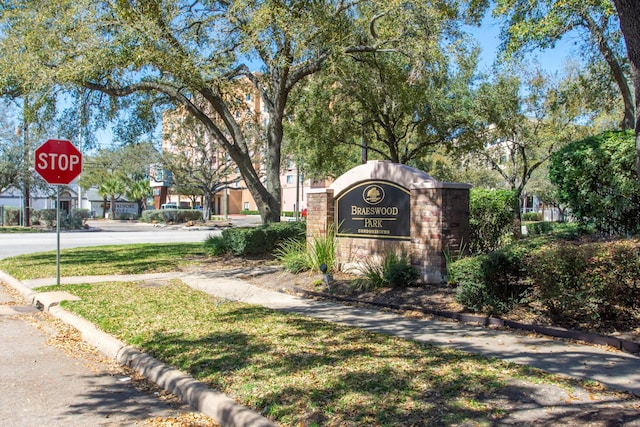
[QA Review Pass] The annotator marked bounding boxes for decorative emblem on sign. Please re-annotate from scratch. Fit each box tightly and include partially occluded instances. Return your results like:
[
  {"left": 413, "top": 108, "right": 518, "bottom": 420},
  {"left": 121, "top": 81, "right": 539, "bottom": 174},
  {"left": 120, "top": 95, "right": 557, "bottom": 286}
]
[{"left": 363, "top": 184, "right": 384, "bottom": 205}]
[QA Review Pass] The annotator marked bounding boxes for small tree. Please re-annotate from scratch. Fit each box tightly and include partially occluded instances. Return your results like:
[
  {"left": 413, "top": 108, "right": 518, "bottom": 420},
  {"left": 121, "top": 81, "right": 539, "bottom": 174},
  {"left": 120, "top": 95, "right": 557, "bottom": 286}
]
[
  {"left": 549, "top": 130, "right": 640, "bottom": 235},
  {"left": 99, "top": 177, "right": 126, "bottom": 220},
  {"left": 125, "top": 179, "right": 152, "bottom": 215}
]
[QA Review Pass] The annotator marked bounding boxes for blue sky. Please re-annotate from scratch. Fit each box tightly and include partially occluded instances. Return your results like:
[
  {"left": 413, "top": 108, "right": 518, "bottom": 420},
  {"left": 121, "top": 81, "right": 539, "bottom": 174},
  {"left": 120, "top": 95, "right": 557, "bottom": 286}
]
[{"left": 465, "top": 14, "right": 579, "bottom": 75}]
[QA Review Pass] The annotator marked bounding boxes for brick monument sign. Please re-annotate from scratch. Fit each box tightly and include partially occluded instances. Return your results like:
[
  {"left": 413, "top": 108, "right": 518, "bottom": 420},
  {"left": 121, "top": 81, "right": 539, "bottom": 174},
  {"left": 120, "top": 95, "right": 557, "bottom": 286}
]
[{"left": 306, "top": 160, "right": 471, "bottom": 283}]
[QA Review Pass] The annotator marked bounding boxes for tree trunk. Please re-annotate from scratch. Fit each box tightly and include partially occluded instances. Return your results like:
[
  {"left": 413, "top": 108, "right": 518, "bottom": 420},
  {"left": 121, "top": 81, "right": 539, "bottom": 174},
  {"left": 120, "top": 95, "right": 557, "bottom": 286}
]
[
  {"left": 110, "top": 196, "right": 116, "bottom": 220},
  {"left": 583, "top": 12, "right": 635, "bottom": 130},
  {"left": 203, "top": 192, "right": 212, "bottom": 222},
  {"left": 613, "top": 0, "right": 640, "bottom": 184}
]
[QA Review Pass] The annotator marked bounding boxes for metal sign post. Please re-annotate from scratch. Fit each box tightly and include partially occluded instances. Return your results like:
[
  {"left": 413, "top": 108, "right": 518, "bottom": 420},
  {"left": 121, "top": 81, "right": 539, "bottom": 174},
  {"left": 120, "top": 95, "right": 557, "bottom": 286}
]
[
  {"left": 56, "top": 185, "right": 60, "bottom": 287},
  {"left": 34, "top": 139, "right": 83, "bottom": 287}
]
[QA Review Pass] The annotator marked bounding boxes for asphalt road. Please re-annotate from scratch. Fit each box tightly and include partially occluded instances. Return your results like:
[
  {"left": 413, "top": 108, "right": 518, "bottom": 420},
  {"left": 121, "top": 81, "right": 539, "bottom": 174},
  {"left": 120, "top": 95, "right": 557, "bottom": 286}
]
[{"left": 0, "top": 217, "right": 262, "bottom": 260}]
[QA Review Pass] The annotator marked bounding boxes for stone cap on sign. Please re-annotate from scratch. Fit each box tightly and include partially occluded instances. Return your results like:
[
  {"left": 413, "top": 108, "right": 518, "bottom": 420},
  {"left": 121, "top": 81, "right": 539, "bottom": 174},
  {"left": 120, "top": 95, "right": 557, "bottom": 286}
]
[
  {"left": 411, "top": 181, "right": 473, "bottom": 190},
  {"left": 330, "top": 160, "right": 437, "bottom": 196}
]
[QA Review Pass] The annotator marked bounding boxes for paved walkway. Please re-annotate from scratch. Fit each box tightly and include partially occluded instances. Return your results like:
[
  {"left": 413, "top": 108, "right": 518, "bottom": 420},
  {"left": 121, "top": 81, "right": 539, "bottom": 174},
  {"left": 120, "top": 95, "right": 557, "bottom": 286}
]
[{"left": 21, "top": 271, "right": 640, "bottom": 397}]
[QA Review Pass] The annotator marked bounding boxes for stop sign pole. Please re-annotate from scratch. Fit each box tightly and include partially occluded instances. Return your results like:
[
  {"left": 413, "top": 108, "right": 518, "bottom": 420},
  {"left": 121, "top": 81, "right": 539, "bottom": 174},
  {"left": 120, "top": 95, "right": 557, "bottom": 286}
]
[{"left": 34, "top": 139, "right": 83, "bottom": 286}]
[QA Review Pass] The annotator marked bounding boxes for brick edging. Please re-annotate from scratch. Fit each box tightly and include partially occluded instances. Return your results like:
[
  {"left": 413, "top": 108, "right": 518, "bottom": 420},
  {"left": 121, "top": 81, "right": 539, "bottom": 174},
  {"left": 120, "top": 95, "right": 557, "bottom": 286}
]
[{"left": 291, "top": 287, "right": 640, "bottom": 355}]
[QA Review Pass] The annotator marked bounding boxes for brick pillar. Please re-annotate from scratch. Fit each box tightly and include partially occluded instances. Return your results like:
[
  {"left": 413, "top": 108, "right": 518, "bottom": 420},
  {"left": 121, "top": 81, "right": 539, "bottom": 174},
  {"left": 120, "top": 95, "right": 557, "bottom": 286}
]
[
  {"left": 306, "top": 188, "right": 334, "bottom": 242},
  {"left": 410, "top": 182, "right": 470, "bottom": 283}
]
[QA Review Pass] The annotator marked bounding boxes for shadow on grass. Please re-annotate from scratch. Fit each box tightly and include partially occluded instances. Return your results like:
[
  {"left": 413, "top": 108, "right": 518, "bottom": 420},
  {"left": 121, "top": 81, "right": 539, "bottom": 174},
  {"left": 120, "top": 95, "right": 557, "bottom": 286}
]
[
  {"left": 117, "top": 304, "right": 640, "bottom": 426},
  {"left": 0, "top": 243, "right": 205, "bottom": 278}
]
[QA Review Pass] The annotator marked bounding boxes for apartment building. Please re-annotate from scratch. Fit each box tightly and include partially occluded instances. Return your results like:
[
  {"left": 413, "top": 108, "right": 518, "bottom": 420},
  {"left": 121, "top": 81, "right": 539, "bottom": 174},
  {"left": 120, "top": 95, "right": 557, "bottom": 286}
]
[{"left": 158, "top": 77, "right": 321, "bottom": 218}]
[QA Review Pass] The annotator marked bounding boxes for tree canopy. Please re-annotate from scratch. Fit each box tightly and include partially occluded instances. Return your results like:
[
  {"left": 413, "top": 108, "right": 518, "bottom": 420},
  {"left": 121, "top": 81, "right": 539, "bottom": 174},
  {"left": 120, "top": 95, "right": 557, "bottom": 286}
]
[
  {"left": 466, "top": 0, "right": 630, "bottom": 133},
  {"left": 0, "top": 0, "right": 462, "bottom": 223}
]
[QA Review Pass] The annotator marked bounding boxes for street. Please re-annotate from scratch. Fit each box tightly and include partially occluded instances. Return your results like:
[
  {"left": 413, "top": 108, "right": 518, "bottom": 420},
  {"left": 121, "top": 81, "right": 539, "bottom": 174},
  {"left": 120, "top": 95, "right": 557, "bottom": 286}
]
[{"left": 0, "top": 217, "right": 262, "bottom": 260}]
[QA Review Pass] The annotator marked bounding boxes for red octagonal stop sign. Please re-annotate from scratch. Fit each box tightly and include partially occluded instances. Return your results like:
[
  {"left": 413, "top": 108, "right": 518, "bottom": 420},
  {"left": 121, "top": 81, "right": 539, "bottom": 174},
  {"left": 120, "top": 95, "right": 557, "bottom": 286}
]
[{"left": 35, "top": 139, "right": 83, "bottom": 185}]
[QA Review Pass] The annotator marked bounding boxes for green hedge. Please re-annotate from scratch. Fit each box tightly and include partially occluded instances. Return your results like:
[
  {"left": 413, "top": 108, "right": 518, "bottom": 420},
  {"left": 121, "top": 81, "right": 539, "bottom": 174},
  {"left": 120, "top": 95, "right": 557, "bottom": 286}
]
[
  {"left": 141, "top": 209, "right": 203, "bottom": 224},
  {"left": 207, "top": 221, "right": 306, "bottom": 256},
  {"left": 526, "top": 221, "right": 555, "bottom": 236},
  {"left": 448, "top": 247, "right": 531, "bottom": 315},
  {"left": 550, "top": 130, "right": 640, "bottom": 235},
  {"left": 469, "top": 188, "right": 518, "bottom": 254},
  {"left": 2, "top": 207, "right": 86, "bottom": 229},
  {"left": 448, "top": 235, "right": 640, "bottom": 327},
  {"left": 522, "top": 212, "right": 542, "bottom": 221},
  {"left": 525, "top": 238, "right": 640, "bottom": 325}
]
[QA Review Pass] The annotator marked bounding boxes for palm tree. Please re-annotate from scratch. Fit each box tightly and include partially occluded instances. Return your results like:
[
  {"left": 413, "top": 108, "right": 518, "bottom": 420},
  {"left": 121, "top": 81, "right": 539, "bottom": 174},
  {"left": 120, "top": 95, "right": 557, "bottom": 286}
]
[
  {"left": 99, "top": 177, "right": 125, "bottom": 220},
  {"left": 126, "top": 179, "right": 152, "bottom": 216}
]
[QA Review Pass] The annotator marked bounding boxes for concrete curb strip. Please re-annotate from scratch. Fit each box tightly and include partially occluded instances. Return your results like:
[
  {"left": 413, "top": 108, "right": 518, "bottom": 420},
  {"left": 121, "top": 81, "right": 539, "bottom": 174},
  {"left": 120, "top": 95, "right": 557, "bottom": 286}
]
[{"left": 0, "top": 269, "right": 277, "bottom": 427}]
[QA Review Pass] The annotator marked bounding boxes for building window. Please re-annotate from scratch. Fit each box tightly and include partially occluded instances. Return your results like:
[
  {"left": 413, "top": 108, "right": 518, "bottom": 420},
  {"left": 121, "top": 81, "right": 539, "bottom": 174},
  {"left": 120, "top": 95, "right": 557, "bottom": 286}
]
[
  {"left": 286, "top": 175, "right": 294, "bottom": 184},
  {"left": 244, "top": 202, "right": 250, "bottom": 210}
]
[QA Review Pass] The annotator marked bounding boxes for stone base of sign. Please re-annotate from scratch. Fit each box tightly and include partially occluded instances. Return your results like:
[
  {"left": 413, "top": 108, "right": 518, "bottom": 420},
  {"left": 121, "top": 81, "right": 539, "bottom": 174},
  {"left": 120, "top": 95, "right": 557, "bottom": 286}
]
[{"left": 307, "top": 161, "right": 470, "bottom": 284}]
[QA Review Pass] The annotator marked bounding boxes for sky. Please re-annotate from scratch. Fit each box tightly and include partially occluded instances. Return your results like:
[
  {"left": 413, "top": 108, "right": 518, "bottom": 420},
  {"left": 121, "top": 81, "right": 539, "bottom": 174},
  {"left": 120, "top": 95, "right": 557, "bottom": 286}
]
[{"left": 465, "top": 15, "right": 579, "bottom": 76}]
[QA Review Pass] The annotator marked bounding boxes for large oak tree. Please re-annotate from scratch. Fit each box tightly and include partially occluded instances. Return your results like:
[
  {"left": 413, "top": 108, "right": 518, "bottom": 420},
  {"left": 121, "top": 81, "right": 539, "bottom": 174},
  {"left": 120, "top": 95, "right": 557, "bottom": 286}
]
[{"left": 0, "top": 0, "right": 453, "bottom": 223}]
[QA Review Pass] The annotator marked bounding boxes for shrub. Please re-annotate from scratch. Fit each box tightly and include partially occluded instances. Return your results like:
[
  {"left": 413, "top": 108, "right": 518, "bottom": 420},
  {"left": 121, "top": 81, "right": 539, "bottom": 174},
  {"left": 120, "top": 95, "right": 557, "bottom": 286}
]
[
  {"left": 469, "top": 188, "right": 518, "bottom": 254},
  {"left": 522, "top": 212, "right": 543, "bottom": 221},
  {"left": 203, "top": 234, "right": 228, "bottom": 256},
  {"left": 355, "top": 251, "right": 419, "bottom": 290},
  {"left": 220, "top": 221, "right": 306, "bottom": 256},
  {"left": 526, "top": 221, "right": 555, "bottom": 236},
  {"left": 37, "top": 209, "right": 58, "bottom": 227},
  {"left": 222, "top": 227, "right": 268, "bottom": 255},
  {"left": 140, "top": 209, "right": 203, "bottom": 224},
  {"left": 4, "top": 206, "right": 20, "bottom": 226},
  {"left": 549, "top": 130, "right": 640, "bottom": 235},
  {"left": 525, "top": 238, "right": 640, "bottom": 325},
  {"left": 449, "top": 246, "right": 531, "bottom": 315}
]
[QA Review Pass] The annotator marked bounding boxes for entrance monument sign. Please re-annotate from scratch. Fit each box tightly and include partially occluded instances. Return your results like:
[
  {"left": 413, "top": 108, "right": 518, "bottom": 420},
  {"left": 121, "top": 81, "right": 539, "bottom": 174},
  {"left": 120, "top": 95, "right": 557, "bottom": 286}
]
[{"left": 307, "top": 160, "right": 471, "bottom": 283}]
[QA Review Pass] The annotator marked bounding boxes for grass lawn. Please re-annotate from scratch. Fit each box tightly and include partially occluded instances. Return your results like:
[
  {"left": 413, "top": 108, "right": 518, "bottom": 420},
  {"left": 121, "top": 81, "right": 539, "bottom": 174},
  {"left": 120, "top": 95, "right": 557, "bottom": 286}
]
[
  {"left": 2, "top": 244, "right": 593, "bottom": 425},
  {"left": 40, "top": 279, "right": 577, "bottom": 426},
  {"left": 0, "top": 243, "right": 206, "bottom": 279}
]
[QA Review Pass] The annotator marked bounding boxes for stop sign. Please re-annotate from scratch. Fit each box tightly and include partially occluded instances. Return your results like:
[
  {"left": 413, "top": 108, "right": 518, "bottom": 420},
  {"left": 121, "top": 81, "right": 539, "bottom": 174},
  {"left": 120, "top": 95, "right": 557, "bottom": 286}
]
[{"left": 35, "top": 139, "right": 83, "bottom": 185}]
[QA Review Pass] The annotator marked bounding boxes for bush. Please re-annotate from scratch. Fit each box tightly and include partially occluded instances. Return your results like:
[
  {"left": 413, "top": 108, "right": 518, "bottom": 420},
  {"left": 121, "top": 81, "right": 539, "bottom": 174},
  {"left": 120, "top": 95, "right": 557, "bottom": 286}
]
[
  {"left": 549, "top": 130, "right": 640, "bottom": 235},
  {"left": 469, "top": 188, "right": 518, "bottom": 254},
  {"left": 141, "top": 209, "right": 203, "bottom": 224},
  {"left": 220, "top": 221, "right": 306, "bottom": 256},
  {"left": 240, "top": 209, "right": 260, "bottom": 215},
  {"left": 3, "top": 207, "right": 21, "bottom": 226},
  {"left": 355, "top": 251, "right": 419, "bottom": 290},
  {"left": 222, "top": 227, "right": 268, "bottom": 255},
  {"left": 526, "top": 221, "right": 555, "bottom": 236},
  {"left": 449, "top": 246, "right": 531, "bottom": 315},
  {"left": 525, "top": 238, "right": 640, "bottom": 325},
  {"left": 37, "top": 209, "right": 58, "bottom": 227},
  {"left": 203, "top": 234, "right": 228, "bottom": 256},
  {"left": 522, "top": 212, "right": 543, "bottom": 221}
]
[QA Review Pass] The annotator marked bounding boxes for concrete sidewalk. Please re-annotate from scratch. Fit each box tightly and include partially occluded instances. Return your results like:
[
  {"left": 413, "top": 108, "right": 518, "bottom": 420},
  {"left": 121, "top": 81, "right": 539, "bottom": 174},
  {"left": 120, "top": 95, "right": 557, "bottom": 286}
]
[
  {"left": 18, "top": 270, "right": 640, "bottom": 397},
  {"left": 0, "top": 280, "right": 207, "bottom": 426}
]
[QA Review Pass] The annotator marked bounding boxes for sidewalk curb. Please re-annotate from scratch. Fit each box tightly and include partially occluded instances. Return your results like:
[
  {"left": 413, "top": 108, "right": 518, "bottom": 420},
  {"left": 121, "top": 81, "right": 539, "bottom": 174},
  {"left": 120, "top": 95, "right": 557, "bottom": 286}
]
[{"left": 0, "top": 269, "right": 277, "bottom": 427}]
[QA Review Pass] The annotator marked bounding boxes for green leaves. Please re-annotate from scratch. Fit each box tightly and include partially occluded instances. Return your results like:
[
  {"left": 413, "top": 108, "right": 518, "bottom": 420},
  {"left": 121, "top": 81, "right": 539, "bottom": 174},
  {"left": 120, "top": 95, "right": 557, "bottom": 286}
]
[{"left": 549, "top": 130, "right": 640, "bottom": 235}]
